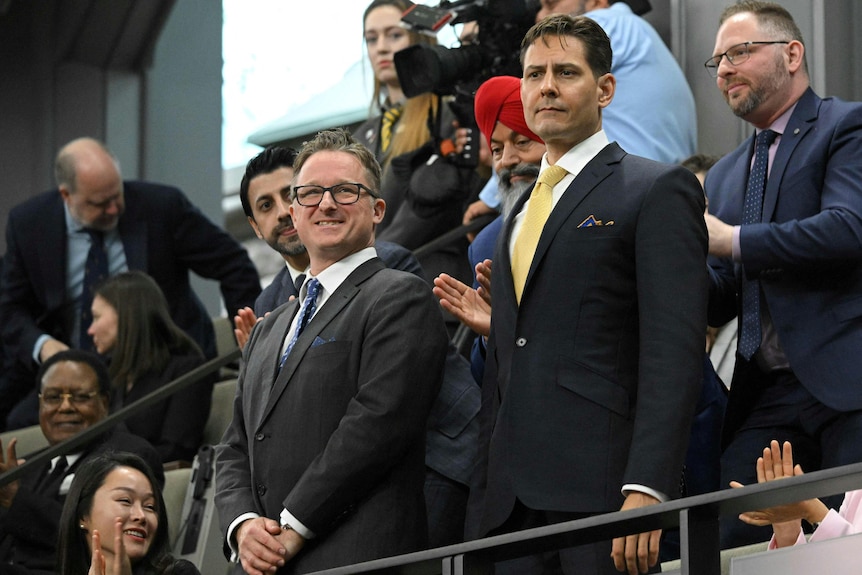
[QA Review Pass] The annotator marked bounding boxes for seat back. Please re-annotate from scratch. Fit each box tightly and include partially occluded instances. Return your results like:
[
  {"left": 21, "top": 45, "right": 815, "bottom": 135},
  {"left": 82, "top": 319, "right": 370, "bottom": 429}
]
[
  {"left": 202, "top": 379, "right": 238, "bottom": 446},
  {"left": 0, "top": 424, "right": 49, "bottom": 457}
]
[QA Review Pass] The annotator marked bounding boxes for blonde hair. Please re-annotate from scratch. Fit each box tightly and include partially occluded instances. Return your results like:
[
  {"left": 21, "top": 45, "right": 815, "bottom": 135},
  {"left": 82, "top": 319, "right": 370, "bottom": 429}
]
[{"left": 364, "top": 0, "right": 441, "bottom": 163}]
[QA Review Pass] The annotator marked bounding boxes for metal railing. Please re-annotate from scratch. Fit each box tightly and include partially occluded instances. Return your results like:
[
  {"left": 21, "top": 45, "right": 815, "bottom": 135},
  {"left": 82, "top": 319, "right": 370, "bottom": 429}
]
[
  {"left": 0, "top": 348, "right": 240, "bottom": 487},
  {"left": 306, "top": 461, "right": 862, "bottom": 575}
]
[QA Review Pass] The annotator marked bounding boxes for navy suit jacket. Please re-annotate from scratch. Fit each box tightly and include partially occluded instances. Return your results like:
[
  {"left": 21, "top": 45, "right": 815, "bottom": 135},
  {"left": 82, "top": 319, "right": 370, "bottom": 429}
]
[
  {"left": 1, "top": 182, "right": 260, "bottom": 371},
  {"left": 705, "top": 88, "right": 862, "bottom": 442},
  {"left": 469, "top": 143, "right": 707, "bottom": 538}
]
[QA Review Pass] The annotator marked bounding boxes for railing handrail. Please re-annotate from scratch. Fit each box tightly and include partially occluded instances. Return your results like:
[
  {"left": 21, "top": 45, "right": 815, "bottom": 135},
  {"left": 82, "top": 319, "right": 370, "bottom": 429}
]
[
  {"left": 0, "top": 348, "right": 240, "bottom": 487},
  {"left": 305, "top": 460, "right": 862, "bottom": 575}
]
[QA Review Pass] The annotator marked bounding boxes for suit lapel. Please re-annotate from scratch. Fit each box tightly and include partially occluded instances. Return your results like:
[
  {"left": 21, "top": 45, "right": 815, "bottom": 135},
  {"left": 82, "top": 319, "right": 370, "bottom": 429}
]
[
  {"left": 247, "top": 302, "right": 298, "bottom": 429},
  {"left": 118, "top": 192, "right": 148, "bottom": 271},
  {"left": 258, "top": 259, "right": 385, "bottom": 426},
  {"left": 762, "top": 88, "right": 818, "bottom": 222},
  {"left": 497, "top": 193, "right": 528, "bottom": 311}
]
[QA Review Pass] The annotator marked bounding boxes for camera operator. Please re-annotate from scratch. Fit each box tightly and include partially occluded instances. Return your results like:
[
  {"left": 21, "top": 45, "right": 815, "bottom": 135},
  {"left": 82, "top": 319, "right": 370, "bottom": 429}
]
[{"left": 355, "top": 0, "right": 484, "bottom": 291}]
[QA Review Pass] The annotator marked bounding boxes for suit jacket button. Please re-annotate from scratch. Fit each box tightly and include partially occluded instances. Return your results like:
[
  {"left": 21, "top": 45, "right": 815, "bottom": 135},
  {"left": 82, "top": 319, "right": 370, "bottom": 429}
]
[
  {"left": 515, "top": 337, "right": 527, "bottom": 347},
  {"left": 255, "top": 433, "right": 265, "bottom": 441},
  {"left": 256, "top": 483, "right": 267, "bottom": 496}
]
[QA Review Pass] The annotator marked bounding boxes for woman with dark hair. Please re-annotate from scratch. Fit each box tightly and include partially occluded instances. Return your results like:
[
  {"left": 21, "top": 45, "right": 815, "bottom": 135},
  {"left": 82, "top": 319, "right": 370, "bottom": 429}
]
[
  {"left": 57, "top": 452, "right": 199, "bottom": 574},
  {"left": 355, "top": 0, "right": 482, "bottom": 286},
  {"left": 87, "top": 271, "right": 213, "bottom": 463}
]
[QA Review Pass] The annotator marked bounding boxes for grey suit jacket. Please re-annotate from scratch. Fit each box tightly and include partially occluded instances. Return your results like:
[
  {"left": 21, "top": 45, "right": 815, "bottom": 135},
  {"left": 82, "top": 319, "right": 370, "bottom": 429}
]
[{"left": 216, "top": 258, "right": 448, "bottom": 573}]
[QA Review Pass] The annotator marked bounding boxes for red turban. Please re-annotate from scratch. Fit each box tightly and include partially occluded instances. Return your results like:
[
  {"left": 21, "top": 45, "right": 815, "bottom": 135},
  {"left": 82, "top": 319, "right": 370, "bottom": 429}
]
[{"left": 474, "top": 76, "right": 542, "bottom": 149}]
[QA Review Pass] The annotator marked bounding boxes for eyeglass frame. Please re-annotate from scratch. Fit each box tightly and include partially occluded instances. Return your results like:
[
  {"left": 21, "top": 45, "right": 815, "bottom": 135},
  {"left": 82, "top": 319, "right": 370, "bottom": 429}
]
[
  {"left": 292, "top": 183, "right": 380, "bottom": 207},
  {"left": 704, "top": 41, "right": 790, "bottom": 77},
  {"left": 39, "top": 390, "right": 101, "bottom": 407}
]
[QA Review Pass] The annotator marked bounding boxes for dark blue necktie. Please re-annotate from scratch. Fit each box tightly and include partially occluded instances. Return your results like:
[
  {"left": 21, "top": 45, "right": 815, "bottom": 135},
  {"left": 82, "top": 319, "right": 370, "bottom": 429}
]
[
  {"left": 279, "top": 278, "right": 321, "bottom": 369},
  {"left": 80, "top": 229, "right": 108, "bottom": 351},
  {"left": 738, "top": 129, "right": 778, "bottom": 360}
]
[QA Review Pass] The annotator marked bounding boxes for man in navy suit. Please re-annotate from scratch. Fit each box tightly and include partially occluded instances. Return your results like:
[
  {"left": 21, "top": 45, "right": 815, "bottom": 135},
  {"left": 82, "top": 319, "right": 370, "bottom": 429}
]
[
  {"left": 468, "top": 15, "right": 707, "bottom": 575},
  {"left": 703, "top": 1, "right": 862, "bottom": 548},
  {"left": 0, "top": 138, "right": 261, "bottom": 429}
]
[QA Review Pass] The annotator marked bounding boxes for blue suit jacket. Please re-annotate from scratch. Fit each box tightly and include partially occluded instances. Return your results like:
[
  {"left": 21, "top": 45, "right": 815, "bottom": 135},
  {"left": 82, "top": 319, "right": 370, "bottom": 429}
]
[{"left": 705, "top": 88, "right": 862, "bottom": 440}]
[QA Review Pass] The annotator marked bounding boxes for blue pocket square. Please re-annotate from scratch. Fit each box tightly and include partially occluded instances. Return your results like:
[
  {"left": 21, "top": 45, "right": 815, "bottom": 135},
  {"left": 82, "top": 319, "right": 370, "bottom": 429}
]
[
  {"left": 578, "top": 214, "right": 614, "bottom": 228},
  {"left": 311, "top": 336, "right": 335, "bottom": 348}
]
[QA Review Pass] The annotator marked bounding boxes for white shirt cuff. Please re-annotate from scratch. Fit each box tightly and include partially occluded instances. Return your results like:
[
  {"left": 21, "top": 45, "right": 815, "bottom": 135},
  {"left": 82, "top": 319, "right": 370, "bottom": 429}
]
[
  {"left": 226, "top": 512, "right": 260, "bottom": 562},
  {"left": 621, "top": 484, "right": 668, "bottom": 503}
]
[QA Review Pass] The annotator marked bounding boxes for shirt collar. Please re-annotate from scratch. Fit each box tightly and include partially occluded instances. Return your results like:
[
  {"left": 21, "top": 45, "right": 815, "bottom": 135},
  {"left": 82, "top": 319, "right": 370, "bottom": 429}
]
[
  {"left": 542, "top": 130, "right": 610, "bottom": 176},
  {"left": 759, "top": 101, "right": 798, "bottom": 137},
  {"left": 300, "top": 247, "right": 378, "bottom": 300}
]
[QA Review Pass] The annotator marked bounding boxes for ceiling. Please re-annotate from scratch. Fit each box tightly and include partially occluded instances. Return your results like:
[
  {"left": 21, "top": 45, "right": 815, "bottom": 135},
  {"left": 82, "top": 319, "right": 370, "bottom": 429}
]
[{"left": 1, "top": 0, "right": 176, "bottom": 70}]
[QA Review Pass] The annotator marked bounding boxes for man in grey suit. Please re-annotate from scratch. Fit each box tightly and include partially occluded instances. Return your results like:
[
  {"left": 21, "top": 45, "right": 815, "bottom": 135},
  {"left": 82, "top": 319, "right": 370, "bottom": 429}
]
[
  {"left": 467, "top": 15, "right": 707, "bottom": 575},
  {"left": 215, "top": 128, "right": 449, "bottom": 575}
]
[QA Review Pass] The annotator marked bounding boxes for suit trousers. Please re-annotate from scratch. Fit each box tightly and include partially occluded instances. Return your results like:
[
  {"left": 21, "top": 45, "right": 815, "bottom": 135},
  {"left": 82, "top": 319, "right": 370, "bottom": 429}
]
[
  {"left": 719, "top": 368, "right": 862, "bottom": 549},
  {"left": 491, "top": 500, "right": 660, "bottom": 575}
]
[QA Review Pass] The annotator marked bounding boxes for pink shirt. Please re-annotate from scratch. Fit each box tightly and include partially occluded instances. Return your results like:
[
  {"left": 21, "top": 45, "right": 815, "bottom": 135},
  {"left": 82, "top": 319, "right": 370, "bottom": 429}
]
[{"left": 768, "top": 490, "right": 862, "bottom": 549}]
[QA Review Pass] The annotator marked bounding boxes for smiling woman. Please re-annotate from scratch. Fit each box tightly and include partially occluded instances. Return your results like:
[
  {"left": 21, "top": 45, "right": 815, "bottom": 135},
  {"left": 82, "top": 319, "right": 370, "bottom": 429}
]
[{"left": 57, "top": 452, "right": 200, "bottom": 575}]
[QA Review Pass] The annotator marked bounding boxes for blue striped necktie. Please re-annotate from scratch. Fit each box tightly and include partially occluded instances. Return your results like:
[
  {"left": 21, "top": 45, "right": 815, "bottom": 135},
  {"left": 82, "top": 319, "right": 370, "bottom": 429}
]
[{"left": 279, "top": 278, "right": 321, "bottom": 369}]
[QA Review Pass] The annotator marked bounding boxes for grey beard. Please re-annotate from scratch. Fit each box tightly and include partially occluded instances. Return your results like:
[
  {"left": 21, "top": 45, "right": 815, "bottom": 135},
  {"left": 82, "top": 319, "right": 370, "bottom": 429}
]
[
  {"left": 498, "top": 163, "right": 541, "bottom": 218},
  {"left": 499, "top": 179, "right": 534, "bottom": 219}
]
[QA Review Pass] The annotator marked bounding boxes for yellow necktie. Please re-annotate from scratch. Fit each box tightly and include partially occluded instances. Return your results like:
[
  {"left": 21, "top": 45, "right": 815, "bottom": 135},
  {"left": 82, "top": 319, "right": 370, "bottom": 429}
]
[
  {"left": 380, "top": 105, "right": 402, "bottom": 154},
  {"left": 511, "top": 164, "right": 569, "bottom": 303}
]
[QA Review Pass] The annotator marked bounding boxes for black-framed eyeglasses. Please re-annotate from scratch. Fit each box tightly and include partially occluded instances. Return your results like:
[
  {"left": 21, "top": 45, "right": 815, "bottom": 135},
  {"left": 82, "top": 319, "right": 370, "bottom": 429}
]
[
  {"left": 704, "top": 41, "right": 790, "bottom": 77},
  {"left": 39, "top": 390, "right": 100, "bottom": 407},
  {"left": 292, "top": 183, "right": 378, "bottom": 207}
]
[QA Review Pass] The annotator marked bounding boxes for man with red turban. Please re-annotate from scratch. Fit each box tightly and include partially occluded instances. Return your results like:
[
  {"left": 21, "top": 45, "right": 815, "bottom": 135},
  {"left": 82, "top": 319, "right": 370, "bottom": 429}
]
[{"left": 434, "top": 76, "right": 545, "bottom": 375}]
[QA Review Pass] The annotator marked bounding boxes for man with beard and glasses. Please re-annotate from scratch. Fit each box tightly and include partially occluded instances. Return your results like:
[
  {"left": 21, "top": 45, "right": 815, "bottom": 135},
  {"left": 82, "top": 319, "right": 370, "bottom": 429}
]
[
  {"left": 703, "top": 1, "right": 862, "bottom": 549},
  {"left": 433, "top": 76, "right": 546, "bottom": 383}
]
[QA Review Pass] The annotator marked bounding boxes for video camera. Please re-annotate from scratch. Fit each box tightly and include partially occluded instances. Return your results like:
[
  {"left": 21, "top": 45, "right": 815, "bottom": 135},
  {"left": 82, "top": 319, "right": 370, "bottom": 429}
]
[{"left": 394, "top": 0, "right": 537, "bottom": 98}]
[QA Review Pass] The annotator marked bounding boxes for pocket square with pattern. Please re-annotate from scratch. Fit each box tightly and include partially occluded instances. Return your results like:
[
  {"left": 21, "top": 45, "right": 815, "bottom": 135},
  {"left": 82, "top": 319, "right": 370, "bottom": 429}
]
[{"left": 578, "top": 214, "right": 614, "bottom": 228}]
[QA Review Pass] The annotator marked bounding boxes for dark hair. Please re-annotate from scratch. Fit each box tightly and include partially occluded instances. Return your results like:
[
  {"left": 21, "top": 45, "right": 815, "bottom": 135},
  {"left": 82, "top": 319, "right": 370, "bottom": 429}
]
[
  {"left": 293, "top": 128, "right": 383, "bottom": 195},
  {"left": 57, "top": 452, "right": 171, "bottom": 575},
  {"left": 719, "top": 1, "right": 807, "bottom": 75},
  {"left": 681, "top": 153, "right": 722, "bottom": 176},
  {"left": 94, "top": 271, "right": 201, "bottom": 389},
  {"left": 38, "top": 349, "right": 111, "bottom": 396},
  {"left": 239, "top": 146, "right": 298, "bottom": 218},
  {"left": 520, "top": 14, "right": 612, "bottom": 78}
]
